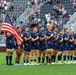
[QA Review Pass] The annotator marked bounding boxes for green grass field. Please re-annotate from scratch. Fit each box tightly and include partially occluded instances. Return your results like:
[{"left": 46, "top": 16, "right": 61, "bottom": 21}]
[{"left": 0, "top": 52, "right": 76, "bottom": 75}]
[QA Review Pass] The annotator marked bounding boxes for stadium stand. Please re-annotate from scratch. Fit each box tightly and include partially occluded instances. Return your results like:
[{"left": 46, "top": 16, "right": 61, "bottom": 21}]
[
  {"left": 40, "top": 0, "right": 74, "bottom": 24},
  {"left": 64, "top": 12, "right": 76, "bottom": 32},
  {"left": 8, "top": 0, "right": 27, "bottom": 19},
  {"left": 17, "top": 2, "right": 43, "bottom": 25}
]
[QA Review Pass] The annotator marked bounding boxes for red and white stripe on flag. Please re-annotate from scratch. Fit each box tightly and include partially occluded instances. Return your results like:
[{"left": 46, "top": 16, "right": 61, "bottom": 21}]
[{"left": 1, "top": 23, "right": 23, "bottom": 46}]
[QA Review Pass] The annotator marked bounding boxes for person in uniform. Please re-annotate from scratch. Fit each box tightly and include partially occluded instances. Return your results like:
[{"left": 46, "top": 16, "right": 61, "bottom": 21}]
[
  {"left": 15, "top": 26, "right": 23, "bottom": 66},
  {"left": 58, "top": 30, "right": 63, "bottom": 64},
  {"left": 68, "top": 30, "right": 74, "bottom": 64},
  {"left": 23, "top": 27, "right": 31, "bottom": 65},
  {"left": 63, "top": 28, "right": 69, "bottom": 63},
  {"left": 53, "top": 27, "right": 58, "bottom": 63},
  {"left": 6, "top": 32, "right": 14, "bottom": 65},
  {"left": 39, "top": 26, "right": 46, "bottom": 64},
  {"left": 30, "top": 27, "right": 39, "bottom": 65},
  {"left": 46, "top": 25, "right": 54, "bottom": 64}
]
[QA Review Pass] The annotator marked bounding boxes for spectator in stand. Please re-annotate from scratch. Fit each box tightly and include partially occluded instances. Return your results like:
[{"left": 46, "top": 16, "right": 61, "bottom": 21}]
[
  {"left": 1, "top": 1, "right": 5, "bottom": 9},
  {"left": 46, "top": 0, "right": 53, "bottom": 4},
  {"left": 38, "top": 17, "right": 41, "bottom": 23},
  {"left": 56, "top": 0, "right": 60, "bottom": 4},
  {"left": 27, "top": 0, "right": 31, "bottom": 7},
  {"left": 4, "top": 0, "right": 6, "bottom": 5},
  {"left": 58, "top": 24, "right": 63, "bottom": 31},
  {"left": 35, "top": 8, "right": 40, "bottom": 17},
  {"left": 21, "top": 25, "right": 26, "bottom": 34},
  {"left": 7, "top": 1, "right": 10, "bottom": 10},
  {"left": 68, "top": 11, "right": 72, "bottom": 17},
  {"left": 61, "top": 6, "right": 67, "bottom": 17},
  {"left": 30, "top": 19, "right": 38, "bottom": 28},
  {"left": 4, "top": 4, "right": 8, "bottom": 12},
  {"left": 59, "top": 16, "right": 63, "bottom": 25},
  {"left": 50, "top": 17, "right": 55, "bottom": 25},
  {"left": 70, "top": 0, "right": 73, "bottom": 3},
  {"left": 53, "top": 5, "right": 60, "bottom": 15},
  {"left": 12, "top": 15, "right": 16, "bottom": 23},
  {"left": 73, "top": 0, "right": 76, "bottom": 4},
  {"left": 0, "top": 2, "right": 2, "bottom": 10},
  {"left": 0, "top": 0, "right": 13, "bottom": 12},
  {"left": 31, "top": 0, "right": 35, "bottom": 5},
  {"left": 1, "top": 12, "right": 4, "bottom": 20},
  {"left": 19, "top": 4, "right": 23, "bottom": 12},
  {"left": 59, "top": 2, "right": 63, "bottom": 9},
  {"left": 38, "top": 9, "right": 40, "bottom": 17},
  {"left": 34, "top": 0, "right": 38, "bottom": 5},
  {"left": 35, "top": 9, "right": 38, "bottom": 16},
  {"left": 41, "top": 20, "right": 45, "bottom": 27},
  {"left": 34, "top": 15, "right": 38, "bottom": 22},
  {"left": 10, "top": 0, "right": 14, "bottom": 11},
  {"left": 45, "top": 13, "right": 51, "bottom": 24}
]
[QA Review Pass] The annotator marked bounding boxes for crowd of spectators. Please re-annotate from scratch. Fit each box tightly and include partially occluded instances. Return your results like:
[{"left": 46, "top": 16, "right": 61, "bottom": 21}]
[
  {"left": 23, "top": 0, "right": 75, "bottom": 33},
  {"left": 0, "top": 0, "right": 14, "bottom": 23},
  {"left": 0, "top": 0, "right": 76, "bottom": 32},
  {"left": 0, "top": 0, "right": 14, "bottom": 12},
  {"left": 27, "top": 0, "right": 45, "bottom": 7}
]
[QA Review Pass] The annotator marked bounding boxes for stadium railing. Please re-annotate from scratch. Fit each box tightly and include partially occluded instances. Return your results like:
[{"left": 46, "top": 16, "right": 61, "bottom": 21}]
[
  {"left": 63, "top": 12, "right": 76, "bottom": 32},
  {"left": 17, "top": 3, "right": 44, "bottom": 25}
]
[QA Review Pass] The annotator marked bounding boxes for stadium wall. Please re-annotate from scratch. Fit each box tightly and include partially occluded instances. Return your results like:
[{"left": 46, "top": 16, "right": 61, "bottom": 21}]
[
  {"left": 0, "top": 46, "right": 6, "bottom": 52},
  {"left": 0, "top": 34, "right": 6, "bottom": 52}
]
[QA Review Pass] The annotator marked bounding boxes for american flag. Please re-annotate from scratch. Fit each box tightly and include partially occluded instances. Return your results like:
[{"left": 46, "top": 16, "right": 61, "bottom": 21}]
[{"left": 1, "top": 14, "right": 23, "bottom": 46}]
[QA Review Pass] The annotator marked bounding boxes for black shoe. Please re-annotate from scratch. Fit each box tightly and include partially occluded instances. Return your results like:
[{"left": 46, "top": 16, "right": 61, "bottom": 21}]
[
  {"left": 9, "top": 63, "right": 13, "bottom": 65},
  {"left": 6, "top": 63, "right": 10, "bottom": 66}
]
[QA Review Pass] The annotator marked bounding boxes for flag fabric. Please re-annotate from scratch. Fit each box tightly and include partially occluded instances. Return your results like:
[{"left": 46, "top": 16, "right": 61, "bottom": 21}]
[{"left": 1, "top": 14, "right": 23, "bottom": 46}]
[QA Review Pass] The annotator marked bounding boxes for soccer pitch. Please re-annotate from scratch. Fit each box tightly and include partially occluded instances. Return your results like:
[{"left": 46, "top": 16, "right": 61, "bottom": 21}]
[{"left": 0, "top": 53, "right": 76, "bottom": 75}]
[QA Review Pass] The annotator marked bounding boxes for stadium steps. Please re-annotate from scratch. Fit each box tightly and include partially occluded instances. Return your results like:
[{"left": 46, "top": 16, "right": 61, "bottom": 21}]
[
  {"left": 17, "top": 2, "right": 44, "bottom": 25},
  {"left": 8, "top": 0, "right": 27, "bottom": 20}
]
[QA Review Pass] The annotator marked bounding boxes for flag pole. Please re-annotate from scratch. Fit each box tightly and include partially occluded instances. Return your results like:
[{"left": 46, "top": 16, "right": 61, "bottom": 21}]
[
  {"left": 0, "top": 10, "right": 8, "bottom": 48},
  {"left": 1, "top": 11, "right": 8, "bottom": 41}
]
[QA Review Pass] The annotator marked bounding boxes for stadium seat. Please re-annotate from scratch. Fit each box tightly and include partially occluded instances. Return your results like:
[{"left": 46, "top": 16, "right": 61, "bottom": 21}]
[
  {"left": 8, "top": 0, "right": 27, "bottom": 20},
  {"left": 40, "top": 0, "right": 74, "bottom": 25}
]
